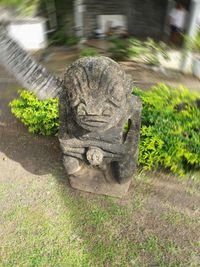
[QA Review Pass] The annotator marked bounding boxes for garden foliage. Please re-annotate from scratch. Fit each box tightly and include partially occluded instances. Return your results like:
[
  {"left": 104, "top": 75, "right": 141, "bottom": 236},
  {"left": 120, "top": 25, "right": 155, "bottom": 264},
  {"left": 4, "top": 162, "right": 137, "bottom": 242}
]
[
  {"left": 10, "top": 84, "right": 200, "bottom": 176},
  {"left": 9, "top": 90, "right": 59, "bottom": 135},
  {"left": 108, "top": 37, "right": 169, "bottom": 65},
  {"left": 134, "top": 84, "right": 200, "bottom": 175},
  {"left": 80, "top": 48, "right": 100, "bottom": 57},
  {"left": 50, "top": 28, "right": 79, "bottom": 46},
  {"left": 183, "top": 28, "right": 200, "bottom": 56}
]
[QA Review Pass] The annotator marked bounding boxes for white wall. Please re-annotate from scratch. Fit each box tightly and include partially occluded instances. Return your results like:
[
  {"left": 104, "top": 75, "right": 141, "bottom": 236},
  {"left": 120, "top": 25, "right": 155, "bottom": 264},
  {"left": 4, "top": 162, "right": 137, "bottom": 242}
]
[
  {"left": 97, "top": 15, "right": 127, "bottom": 34},
  {"left": 8, "top": 18, "right": 47, "bottom": 51}
]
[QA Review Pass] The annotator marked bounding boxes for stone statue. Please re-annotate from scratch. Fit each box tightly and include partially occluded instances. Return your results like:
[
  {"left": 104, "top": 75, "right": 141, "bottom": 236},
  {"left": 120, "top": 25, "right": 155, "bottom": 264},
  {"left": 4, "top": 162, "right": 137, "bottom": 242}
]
[{"left": 0, "top": 27, "right": 141, "bottom": 197}]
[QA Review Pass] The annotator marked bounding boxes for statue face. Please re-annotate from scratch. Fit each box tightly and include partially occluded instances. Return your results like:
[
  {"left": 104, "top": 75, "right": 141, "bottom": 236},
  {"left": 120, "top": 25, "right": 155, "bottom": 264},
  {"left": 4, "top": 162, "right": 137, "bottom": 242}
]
[{"left": 65, "top": 57, "right": 127, "bottom": 132}]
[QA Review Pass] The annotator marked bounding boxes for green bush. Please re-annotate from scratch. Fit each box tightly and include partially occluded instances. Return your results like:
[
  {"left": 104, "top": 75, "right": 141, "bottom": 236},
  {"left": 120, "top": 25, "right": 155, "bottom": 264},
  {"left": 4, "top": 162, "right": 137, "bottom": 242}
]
[
  {"left": 66, "top": 35, "right": 80, "bottom": 46},
  {"left": 10, "top": 85, "right": 200, "bottom": 176},
  {"left": 108, "top": 37, "right": 169, "bottom": 65},
  {"left": 127, "top": 38, "right": 146, "bottom": 59},
  {"left": 133, "top": 84, "right": 200, "bottom": 175},
  {"left": 50, "top": 29, "right": 79, "bottom": 46},
  {"left": 9, "top": 90, "right": 59, "bottom": 135},
  {"left": 107, "top": 37, "right": 129, "bottom": 60},
  {"left": 142, "top": 38, "right": 169, "bottom": 66},
  {"left": 80, "top": 47, "right": 100, "bottom": 57},
  {"left": 50, "top": 29, "right": 67, "bottom": 46}
]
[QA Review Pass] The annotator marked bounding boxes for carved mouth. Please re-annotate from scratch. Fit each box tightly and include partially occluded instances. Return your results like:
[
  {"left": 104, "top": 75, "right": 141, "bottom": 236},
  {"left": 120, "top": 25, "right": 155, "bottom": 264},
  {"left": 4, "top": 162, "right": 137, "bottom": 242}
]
[
  {"left": 81, "top": 121, "right": 107, "bottom": 128},
  {"left": 85, "top": 119, "right": 108, "bottom": 123},
  {"left": 79, "top": 117, "right": 108, "bottom": 128},
  {"left": 81, "top": 116, "right": 108, "bottom": 124}
]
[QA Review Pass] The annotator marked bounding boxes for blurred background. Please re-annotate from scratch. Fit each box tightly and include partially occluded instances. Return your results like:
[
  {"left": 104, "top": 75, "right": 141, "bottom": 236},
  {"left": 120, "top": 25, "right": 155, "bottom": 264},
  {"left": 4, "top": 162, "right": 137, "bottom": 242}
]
[
  {"left": 0, "top": 0, "right": 200, "bottom": 73},
  {"left": 0, "top": 1, "right": 198, "bottom": 44}
]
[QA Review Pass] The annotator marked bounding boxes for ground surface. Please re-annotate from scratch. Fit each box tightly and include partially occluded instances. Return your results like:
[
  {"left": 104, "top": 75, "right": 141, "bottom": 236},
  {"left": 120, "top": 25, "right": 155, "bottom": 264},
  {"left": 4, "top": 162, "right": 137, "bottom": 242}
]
[{"left": 0, "top": 50, "right": 200, "bottom": 267}]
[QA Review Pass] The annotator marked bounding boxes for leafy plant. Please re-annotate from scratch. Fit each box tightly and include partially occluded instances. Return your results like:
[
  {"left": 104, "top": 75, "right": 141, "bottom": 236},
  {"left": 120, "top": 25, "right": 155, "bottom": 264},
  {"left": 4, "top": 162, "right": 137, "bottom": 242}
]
[
  {"left": 66, "top": 35, "right": 80, "bottom": 46},
  {"left": 10, "top": 84, "right": 200, "bottom": 176},
  {"left": 127, "top": 38, "right": 146, "bottom": 59},
  {"left": 142, "top": 38, "right": 169, "bottom": 66},
  {"left": 183, "top": 28, "right": 200, "bottom": 56},
  {"left": 0, "top": 0, "right": 38, "bottom": 16},
  {"left": 133, "top": 84, "right": 200, "bottom": 175},
  {"left": 80, "top": 48, "right": 100, "bottom": 57},
  {"left": 194, "top": 29, "right": 200, "bottom": 53},
  {"left": 50, "top": 28, "right": 67, "bottom": 46},
  {"left": 50, "top": 29, "right": 79, "bottom": 46},
  {"left": 107, "top": 37, "right": 128, "bottom": 60},
  {"left": 9, "top": 89, "right": 59, "bottom": 135},
  {"left": 108, "top": 37, "right": 169, "bottom": 65}
]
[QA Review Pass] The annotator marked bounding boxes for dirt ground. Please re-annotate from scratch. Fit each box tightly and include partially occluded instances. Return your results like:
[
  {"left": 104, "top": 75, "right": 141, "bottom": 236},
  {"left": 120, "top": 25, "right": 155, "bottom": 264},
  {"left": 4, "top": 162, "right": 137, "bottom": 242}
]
[{"left": 0, "top": 51, "right": 200, "bottom": 266}]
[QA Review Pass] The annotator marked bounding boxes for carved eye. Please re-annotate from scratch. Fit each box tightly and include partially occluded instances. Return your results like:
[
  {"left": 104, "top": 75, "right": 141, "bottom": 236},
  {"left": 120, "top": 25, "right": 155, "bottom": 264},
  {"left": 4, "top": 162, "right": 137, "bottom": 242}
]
[
  {"left": 77, "top": 103, "right": 87, "bottom": 116},
  {"left": 103, "top": 106, "right": 112, "bottom": 116},
  {"left": 68, "top": 91, "right": 80, "bottom": 107},
  {"left": 109, "top": 84, "right": 123, "bottom": 102}
]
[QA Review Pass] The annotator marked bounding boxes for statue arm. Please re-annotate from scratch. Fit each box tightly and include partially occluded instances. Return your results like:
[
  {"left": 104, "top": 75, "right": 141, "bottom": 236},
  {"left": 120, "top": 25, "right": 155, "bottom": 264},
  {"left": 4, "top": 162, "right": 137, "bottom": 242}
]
[
  {"left": 114, "top": 95, "right": 142, "bottom": 184},
  {"left": 59, "top": 138, "right": 125, "bottom": 162}
]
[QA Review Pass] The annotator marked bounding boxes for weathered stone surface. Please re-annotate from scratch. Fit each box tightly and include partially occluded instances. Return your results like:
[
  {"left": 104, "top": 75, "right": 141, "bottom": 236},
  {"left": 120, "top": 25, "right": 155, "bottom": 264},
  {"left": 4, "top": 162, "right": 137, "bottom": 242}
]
[
  {"left": 69, "top": 165, "right": 131, "bottom": 198},
  {"left": 59, "top": 56, "right": 142, "bottom": 196}
]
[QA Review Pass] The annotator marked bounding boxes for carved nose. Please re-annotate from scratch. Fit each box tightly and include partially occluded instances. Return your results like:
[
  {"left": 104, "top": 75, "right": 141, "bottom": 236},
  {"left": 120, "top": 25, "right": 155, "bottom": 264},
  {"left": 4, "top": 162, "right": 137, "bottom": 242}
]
[{"left": 86, "top": 105, "right": 102, "bottom": 116}]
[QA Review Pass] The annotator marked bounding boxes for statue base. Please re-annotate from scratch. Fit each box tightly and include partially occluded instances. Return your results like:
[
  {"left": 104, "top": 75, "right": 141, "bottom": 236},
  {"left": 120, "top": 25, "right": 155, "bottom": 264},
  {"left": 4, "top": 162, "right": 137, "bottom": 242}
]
[{"left": 68, "top": 166, "right": 131, "bottom": 198}]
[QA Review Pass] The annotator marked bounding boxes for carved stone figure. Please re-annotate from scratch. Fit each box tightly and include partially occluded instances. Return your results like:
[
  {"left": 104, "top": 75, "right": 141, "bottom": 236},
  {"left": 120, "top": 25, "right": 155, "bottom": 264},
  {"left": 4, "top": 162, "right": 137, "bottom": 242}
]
[
  {"left": 59, "top": 57, "right": 141, "bottom": 196},
  {"left": 0, "top": 27, "right": 141, "bottom": 197}
]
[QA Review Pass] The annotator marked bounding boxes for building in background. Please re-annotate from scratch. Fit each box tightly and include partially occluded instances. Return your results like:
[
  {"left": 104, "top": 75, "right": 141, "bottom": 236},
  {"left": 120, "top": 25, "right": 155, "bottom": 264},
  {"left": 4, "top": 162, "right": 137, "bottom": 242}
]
[
  {"left": 39, "top": 0, "right": 170, "bottom": 39},
  {"left": 1, "top": 0, "right": 197, "bottom": 45}
]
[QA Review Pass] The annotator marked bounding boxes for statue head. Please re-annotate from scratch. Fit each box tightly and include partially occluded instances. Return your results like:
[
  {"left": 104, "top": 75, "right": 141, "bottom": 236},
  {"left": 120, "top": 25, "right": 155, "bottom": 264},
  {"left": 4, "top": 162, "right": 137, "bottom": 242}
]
[{"left": 64, "top": 57, "right": 127, "bottom": 132}]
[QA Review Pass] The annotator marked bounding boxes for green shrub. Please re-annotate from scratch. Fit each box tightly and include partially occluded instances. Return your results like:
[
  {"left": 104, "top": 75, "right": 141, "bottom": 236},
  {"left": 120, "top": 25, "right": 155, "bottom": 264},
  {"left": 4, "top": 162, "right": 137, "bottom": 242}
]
[
  {"left": 9, "top": 90, "right": 59, "bottom": 135},
  {"left": 133, "top": 84, "right": 200, "bottom": 175},
  {"left": 50, "top": 29, "right": 67, "bottom": 46},
  {"left": 107, "top": 37, "right": 128, "bottom": 60},
  {"left": 66, "top": 35, "right": 80, "bottom": 46},
  {"left": 142, "top": 38, "right": 169, "bottom": 66},
  {"left": 10, "top": 85, "right": 200, "bottom": 176},
  {"left": 50, "top": 29, "right": 79, "bottom": 46},
  {"left": 80, "top": 48, "right": 100, "bottom": 57},
  {"left": 127, "top": 38, "right": 146, "bottom": 59},
  {"left": 108, "top": 37, "right": 169, "bottom": 65}
]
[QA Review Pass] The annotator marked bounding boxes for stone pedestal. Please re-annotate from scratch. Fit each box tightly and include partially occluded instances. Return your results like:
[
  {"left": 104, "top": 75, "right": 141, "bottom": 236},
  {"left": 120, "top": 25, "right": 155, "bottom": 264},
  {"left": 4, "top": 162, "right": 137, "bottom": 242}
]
[{"left": 68, "top": 166, "right": 131, "bottom": 197}]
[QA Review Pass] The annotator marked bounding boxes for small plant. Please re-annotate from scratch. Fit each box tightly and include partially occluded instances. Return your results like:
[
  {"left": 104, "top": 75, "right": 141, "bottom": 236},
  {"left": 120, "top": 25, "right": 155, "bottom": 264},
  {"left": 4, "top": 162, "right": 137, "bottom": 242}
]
[
  {"left": 9, "top": 89, "right": 59, "bottom": 135},
  {"left": 127, "top": 38, "right": 146, "bottom": 59},
  {"left": 50, "top": 28, "right": 67, "bottom": 46},
  {"left": 183, "top": 29, "right": 200, "bottom": 79},
  {"left": 66, "top": 35, "right": 80, "bottom": 46},
  {"left": 192, "top": 29, "right": 200, "bottom": 55},
  {"left": 50, "top": 29, "right": 79, "bottom": 46},
  {"left": 133, "top": 84, "right": 200, "bottom": 176},
  {"left": 10, "top": 85, "right": 200, "bottom": 176},
  {"left": 108, "top": 37, "right": 169, "bottom": 65},
  {"left": 80, "top": 47, "right": 100, "bottom": 57},
  {"left": 107, "top": 37, "right": 128, "bottom": 60},
  {"left": 183, "top": 29, "right": 200, "bottom": 54},
  {"left": 142, "top": 38, "right": 169, "bottom": 66}
]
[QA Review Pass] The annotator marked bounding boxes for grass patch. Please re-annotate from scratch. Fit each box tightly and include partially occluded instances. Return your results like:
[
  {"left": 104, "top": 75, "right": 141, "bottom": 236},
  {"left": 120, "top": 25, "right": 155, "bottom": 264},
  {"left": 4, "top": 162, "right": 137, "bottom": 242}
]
[
  {"left": 163, "top": 209, "right": 197, "bottom": 226},
  {"left": 0, "top": 168, "right": 199, "bottom": 266}
]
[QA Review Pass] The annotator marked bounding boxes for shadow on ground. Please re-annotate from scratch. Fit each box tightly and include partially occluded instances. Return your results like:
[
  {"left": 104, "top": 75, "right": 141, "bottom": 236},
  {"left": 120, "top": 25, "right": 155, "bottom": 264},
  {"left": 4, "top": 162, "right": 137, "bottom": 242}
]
[{"left": 0, "top": 78, "right": 62, "bottom": 176}]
